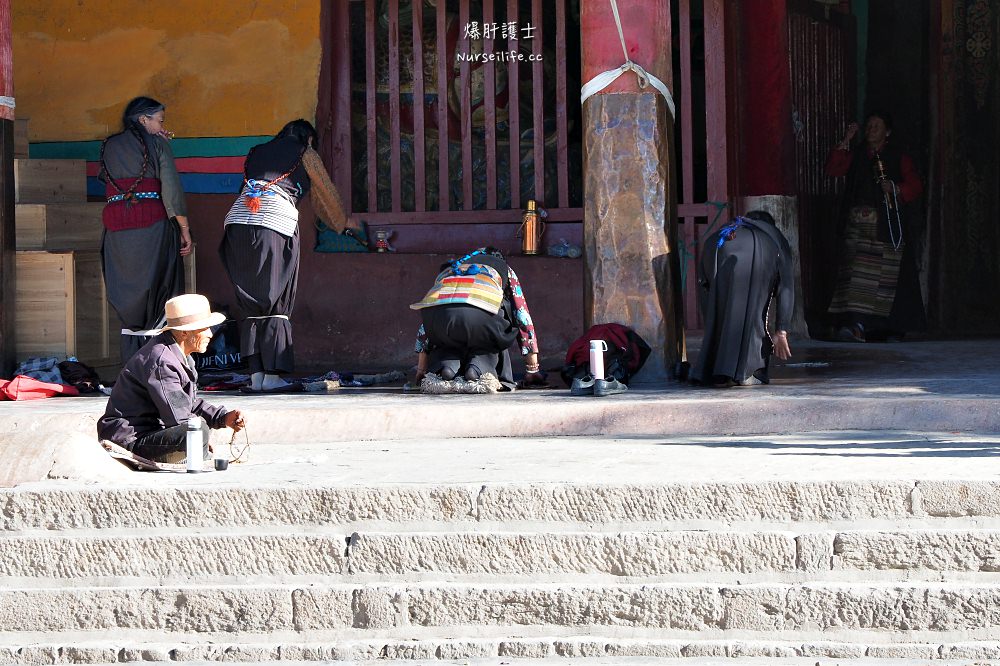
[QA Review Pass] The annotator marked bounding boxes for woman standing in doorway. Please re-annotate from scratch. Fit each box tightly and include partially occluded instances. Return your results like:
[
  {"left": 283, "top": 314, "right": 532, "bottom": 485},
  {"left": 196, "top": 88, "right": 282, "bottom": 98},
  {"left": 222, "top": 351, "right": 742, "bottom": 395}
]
[{"left": 825, "top": 111, "right": 925, "bottom": 342}]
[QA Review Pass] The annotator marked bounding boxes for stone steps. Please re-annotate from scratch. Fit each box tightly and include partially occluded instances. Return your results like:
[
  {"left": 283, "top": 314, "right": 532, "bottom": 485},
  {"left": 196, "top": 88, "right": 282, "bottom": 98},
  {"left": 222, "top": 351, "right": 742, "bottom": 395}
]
[
  {"left": 6, "top": 388, "right": 1000, "bottom": 448},
  {"left": 1, "top": 637, "right": 998, "bottom": 664},
  {"left": 0, "top": 582, "right": 1000, "bottom": 660},
  {"left": 5, "top": 479, "right": 999, "bottom": 530},
  {"left": 0, "top": 582, "right": 999, "bottom": 636},
  {"left": 3, "top": 452, "right": 1000, "bottom": 662},
  {"left": 1, "top": 529, "right": 1000, "bottom": 582}
]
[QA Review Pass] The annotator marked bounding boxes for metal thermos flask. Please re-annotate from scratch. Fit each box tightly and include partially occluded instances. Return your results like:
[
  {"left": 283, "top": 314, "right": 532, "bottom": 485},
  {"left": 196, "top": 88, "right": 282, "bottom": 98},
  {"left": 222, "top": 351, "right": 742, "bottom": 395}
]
[
  {"left": 185, "top": 416, "right": 202, "bottom": 473},
  {"left": 519, "top": 200, "right": 544, "bottom": 255},
  {"left": 589, "top": 340, "right": 609, "bottom": 380}
]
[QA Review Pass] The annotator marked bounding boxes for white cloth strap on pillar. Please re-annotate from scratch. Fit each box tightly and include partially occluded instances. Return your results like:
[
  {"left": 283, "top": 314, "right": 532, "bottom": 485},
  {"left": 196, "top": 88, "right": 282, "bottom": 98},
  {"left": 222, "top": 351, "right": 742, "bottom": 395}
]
[{"left": 580, "top": 0, "right": 675, "bottom": 118}]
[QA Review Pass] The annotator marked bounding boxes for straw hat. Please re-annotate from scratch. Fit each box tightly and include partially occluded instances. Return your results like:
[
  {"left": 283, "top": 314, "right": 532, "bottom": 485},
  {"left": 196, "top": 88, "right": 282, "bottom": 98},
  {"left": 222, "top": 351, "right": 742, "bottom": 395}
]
[{"left": 161, "top": 294, "right": 226, "bottom": 331}]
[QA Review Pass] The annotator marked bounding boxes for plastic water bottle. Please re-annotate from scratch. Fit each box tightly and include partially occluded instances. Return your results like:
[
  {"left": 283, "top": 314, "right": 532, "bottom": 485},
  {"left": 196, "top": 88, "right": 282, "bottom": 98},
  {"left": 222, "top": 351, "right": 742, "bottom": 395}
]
[
  {"left": 589, "top": 340, "right": 608, "bottom": 380},
  {"left": 186, "top": 416, "right": 202, "bottom": 473}
]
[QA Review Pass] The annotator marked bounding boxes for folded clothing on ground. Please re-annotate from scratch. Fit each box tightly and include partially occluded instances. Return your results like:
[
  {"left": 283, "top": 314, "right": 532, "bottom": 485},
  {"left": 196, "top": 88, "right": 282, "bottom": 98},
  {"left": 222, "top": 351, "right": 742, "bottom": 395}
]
[
  {"left": 0, "top": 375, "right": 80, "bottom": 401},
  {"left": 14, "top": 356, "right": 63, "bottom": 384}
]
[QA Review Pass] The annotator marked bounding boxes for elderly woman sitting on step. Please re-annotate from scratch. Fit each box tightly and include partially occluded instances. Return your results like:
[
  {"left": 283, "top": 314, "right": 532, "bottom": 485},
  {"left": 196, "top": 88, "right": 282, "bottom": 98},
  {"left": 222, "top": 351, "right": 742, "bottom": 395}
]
[
  {"left": 410, "top": 246, "right": 545, "bottom": 390},
  {"left": 98, "top": 294, "right": 245, "bottom": 463}
]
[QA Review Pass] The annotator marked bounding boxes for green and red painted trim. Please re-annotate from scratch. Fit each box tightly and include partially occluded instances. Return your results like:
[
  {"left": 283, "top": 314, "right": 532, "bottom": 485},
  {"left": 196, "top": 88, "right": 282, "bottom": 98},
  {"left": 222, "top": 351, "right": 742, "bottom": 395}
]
[{"left": 29, "top": 136, "right": 272, "bottom": 195}]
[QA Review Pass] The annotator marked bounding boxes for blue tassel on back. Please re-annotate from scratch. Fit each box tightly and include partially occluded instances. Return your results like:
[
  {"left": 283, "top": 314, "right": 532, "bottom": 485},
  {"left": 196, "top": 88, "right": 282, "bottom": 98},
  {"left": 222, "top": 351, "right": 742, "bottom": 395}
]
[{"left": 717, "top": 217, "right": 748, "bottom": 248}]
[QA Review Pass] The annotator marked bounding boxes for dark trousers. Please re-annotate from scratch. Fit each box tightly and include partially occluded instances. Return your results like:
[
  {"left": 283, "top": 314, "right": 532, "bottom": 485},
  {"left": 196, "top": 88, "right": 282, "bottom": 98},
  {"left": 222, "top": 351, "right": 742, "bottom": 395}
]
[
  {"left": 132, "top": 421, "right": 210, "bottom": 463},
  {"left": 421, "top": 304, "right": 518, "bottom": 381},
  {"left": 219, "top": 224, "right": 299, "bottom": 374}
]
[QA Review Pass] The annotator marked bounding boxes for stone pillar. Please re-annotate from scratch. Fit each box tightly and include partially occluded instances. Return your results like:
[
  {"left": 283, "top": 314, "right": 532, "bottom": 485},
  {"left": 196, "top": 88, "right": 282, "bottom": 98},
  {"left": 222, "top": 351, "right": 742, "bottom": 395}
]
[
  {"left": 0, "top": 0, "right": 14, "bottom": 376},
  {"left": 581, "top": 0, "right": 683, "bottom": 383},
  {"left": 739, "top": 195, "right": 808, "bottom": 337}
]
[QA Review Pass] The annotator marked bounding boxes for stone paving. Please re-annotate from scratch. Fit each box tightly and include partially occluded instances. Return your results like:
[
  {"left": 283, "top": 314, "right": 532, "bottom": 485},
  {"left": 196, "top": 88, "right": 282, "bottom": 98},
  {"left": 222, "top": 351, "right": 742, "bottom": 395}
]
[
  {"left": 2, "top": 338, "right": 999, "bottom": 489},
  {"left": 1, "top": 340, "right": 999, "bottom": 662}
]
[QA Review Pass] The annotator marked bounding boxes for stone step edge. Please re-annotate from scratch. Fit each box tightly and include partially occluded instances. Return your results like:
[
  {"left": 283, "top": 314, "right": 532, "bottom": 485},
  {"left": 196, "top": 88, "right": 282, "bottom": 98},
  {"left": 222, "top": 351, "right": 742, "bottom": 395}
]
[
  {"left": 5, "top": 525, "right": 1000, "bottom": 537},
  {"left": 4, "top": 480, "right": 999, "bottom": 528},
  {"left": 5, "top": 571, "right": 1000, "bottom": 590},
  {"left": 4, "top": 580, "right": 1000, "bottom": 592},
  {"left": 13, "top": 397, "right": 1000, "bottom": 441},
  {"left": 2, "top": 529, "right": 1000, "bottom": 583},
  {"left": 0, "top": 637, "right": 998, "bottom": 663},
  {"left": 3, "top": 582, "right": 1000, "bottom": 638},
  {"left": 8, "top": 518, "right": 1000, "bottom": 534}
]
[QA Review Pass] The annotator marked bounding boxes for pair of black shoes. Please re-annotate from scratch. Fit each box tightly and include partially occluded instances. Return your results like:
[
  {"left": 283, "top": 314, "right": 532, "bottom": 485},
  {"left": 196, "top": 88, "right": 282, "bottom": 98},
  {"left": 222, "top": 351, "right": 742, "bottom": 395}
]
[{"left": 570, "top": 374, "right": 627, "bottom": 397}]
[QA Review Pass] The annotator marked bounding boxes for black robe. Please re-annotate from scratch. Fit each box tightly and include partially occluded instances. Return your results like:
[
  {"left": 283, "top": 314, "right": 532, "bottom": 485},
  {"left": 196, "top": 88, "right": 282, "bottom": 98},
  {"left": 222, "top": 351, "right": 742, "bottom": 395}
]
[
  {"left": 692, "top": 218, "right": 794, "bottom": 385},
  {"left": 219, "top": 137, "right": 311, "bottom": 374},
  {"left": 100, "top": 131, "right": 186, "bottom": 362}
]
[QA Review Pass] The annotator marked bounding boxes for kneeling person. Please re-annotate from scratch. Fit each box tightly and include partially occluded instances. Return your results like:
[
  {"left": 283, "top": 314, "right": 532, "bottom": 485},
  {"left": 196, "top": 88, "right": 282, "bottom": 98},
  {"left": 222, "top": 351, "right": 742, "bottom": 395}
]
[
  {"left": 410, "top": 247, "right": 543, "bottom": 389},
  {"left": 98, "top": 294, "right": 245, "bottom": 462}
]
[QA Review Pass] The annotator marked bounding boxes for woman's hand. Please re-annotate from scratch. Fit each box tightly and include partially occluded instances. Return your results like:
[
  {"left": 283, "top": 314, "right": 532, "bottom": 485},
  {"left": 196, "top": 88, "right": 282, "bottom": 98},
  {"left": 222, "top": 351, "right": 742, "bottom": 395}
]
[
  {"left": 177, "top": 216, "right": 193, "bottom": 256},
  {"left": 841, "top": 121, "right": 859, "bottom": 146},
  {"left": 224, "top": 409, "right": 245, "bottom": 432},
  {"left": 521, "top": 370, "right": 547, "bottom": 386},
  {"left": 521, "top": 352, "right": 545, "bottom": 385},
  {"left": 772, "top": 331, "right": 792, "bottom": 360}
]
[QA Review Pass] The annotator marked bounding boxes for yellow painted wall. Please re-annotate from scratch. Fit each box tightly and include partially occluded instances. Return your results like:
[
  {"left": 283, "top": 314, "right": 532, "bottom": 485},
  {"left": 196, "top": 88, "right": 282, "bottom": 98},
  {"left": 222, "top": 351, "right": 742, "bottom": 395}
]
[{"left": 12, "top": 0, "right": 322, "bottom": 142}]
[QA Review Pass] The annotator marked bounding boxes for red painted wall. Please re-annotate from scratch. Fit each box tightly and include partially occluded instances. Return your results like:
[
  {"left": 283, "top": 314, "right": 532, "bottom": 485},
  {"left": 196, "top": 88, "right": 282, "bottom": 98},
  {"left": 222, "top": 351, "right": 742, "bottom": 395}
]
[
  {"left": 187, "top": 195, "right": 584, "bottom": 374},
  {"left": 735, "top": 0, "right": 796, "bottom": 196}
]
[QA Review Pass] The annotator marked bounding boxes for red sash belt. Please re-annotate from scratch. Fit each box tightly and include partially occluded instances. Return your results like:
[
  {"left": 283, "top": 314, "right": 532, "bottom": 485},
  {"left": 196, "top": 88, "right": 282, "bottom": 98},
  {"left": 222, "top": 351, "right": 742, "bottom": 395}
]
[{"left": 102, "top": 177, "right": 169, "bottom": 231}]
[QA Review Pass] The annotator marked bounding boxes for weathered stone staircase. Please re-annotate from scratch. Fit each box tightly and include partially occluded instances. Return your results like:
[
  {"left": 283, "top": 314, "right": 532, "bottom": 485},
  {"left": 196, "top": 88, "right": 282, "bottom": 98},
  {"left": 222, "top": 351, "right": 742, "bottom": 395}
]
[{"left": 1, "top": 470, "right": 999, "bottom": 663}]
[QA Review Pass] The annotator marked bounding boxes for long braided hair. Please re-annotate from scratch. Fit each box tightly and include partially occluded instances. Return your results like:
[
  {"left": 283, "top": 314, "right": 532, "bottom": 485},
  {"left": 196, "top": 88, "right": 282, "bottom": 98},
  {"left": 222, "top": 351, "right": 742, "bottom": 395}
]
[
  {"left": 242, "top": 119, "right": 317, "bottom": 213},
  {"left": 99, "top": 96, "right": 163, "bottom": 207}
]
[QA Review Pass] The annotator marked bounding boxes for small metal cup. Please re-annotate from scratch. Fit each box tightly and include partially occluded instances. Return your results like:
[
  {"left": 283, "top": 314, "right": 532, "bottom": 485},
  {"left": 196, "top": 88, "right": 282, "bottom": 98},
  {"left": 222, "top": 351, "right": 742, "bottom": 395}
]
[{"left": 214, "top": 458, "right": 229, "bottom": 471}]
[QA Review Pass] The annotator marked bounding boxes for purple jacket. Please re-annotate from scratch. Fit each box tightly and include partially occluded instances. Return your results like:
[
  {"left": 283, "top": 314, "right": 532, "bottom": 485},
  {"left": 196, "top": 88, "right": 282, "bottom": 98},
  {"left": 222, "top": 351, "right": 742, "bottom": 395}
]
[{"left": 98, "top": 332, "right": 229, "bottom": 446}]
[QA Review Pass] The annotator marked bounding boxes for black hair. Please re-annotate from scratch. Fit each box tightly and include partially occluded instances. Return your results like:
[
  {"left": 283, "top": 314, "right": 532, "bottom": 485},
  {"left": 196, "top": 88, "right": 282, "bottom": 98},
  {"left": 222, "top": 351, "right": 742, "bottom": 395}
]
[
  {"left": 438, "top": 246, "right": 507, "bottom": 273},
  {"left": 865, "top": 109, "right": 893, "bottom": 131},
  {"left": 102, "top": 96, "right": 164, "bottom": 201},
  {"left": 122, "top": 96, "right": 165, "bottom": 130},
  {"left": 744, "top": 210, "right": 776, "bottom": 226},
  {"left": 276, "top": 119, "right": 318, "bottom": 147}
]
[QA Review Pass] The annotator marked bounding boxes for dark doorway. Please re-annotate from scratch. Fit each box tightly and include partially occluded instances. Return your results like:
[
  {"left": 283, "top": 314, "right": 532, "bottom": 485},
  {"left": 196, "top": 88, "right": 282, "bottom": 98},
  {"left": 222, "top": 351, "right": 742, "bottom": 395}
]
[
  {"left": 864, "top": 0, "right": 932, "bottom": 327},
  {"left": 790, "top": 0, "right": 932, "bottom": 337},
  {"left": 787, "top": 0, "right": 856, "bottom": 336}
]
